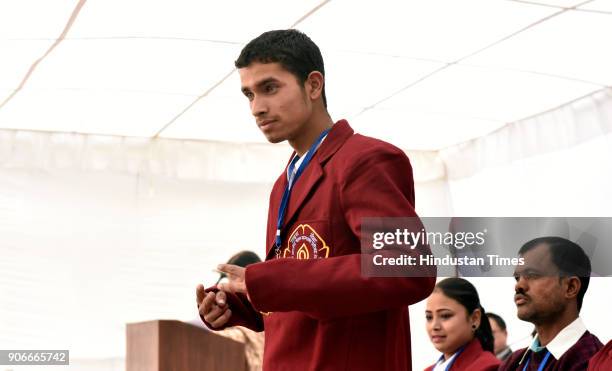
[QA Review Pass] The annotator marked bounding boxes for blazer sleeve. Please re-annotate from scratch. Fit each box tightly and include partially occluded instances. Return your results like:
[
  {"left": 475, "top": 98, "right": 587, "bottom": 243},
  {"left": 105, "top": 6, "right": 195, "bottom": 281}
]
[
  {"left": 200, "top": 179, "right": 282, "bottom": 332},
  {"left": 200, "top": 287, "right": 264, "bottom": 332},
  {"left": 245, "top": 145, "right": 436, "bottom": 319}
]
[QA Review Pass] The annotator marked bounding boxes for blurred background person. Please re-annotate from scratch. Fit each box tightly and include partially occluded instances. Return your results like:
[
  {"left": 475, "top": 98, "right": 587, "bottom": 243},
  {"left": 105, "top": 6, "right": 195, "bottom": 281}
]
[
  {"left": 214, "top": 250, "right": 264, "bottom": 371},
  {"left": 424, "top": 277, "right": 499, "bottom": 371},
  {"left": 190, "top": 250, "right": 264, "bottom": 371},
  {"left": 216, "top": 250, "right": 261, "bottom": 284},
  {"left": 487, "top": 312, "right": 512, "bottom": 361}
]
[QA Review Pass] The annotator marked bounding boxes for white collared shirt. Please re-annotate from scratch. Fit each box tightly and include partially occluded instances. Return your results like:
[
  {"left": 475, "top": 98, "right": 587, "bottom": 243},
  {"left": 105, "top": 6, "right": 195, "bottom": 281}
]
[
  {"left": 433, "top": 352, "right": 459, "bottom": 371},
  {"left": 286, "top": 134, "right": 328, "bottom": 186},
  {"left": 531, "top": 317, "right": 587, "bottom": 360}
]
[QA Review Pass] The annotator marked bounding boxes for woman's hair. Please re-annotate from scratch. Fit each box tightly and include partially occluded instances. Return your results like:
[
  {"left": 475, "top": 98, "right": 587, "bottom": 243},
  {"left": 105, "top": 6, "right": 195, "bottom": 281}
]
[
  {"left": 435, "top": 277, "right": 495, "bottom": 353},
  {"left": 216, "top": 250, "right": 262, "bottom": 284},
  {"left": 226, "top": 250, "right": 261, "bottom": 267}
]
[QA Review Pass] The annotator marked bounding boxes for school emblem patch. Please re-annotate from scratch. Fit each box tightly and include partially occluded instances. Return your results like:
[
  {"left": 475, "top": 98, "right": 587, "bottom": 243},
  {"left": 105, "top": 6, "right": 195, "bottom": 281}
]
[{"left": 283, "top": 224, "right": 330, "bottom": 259}]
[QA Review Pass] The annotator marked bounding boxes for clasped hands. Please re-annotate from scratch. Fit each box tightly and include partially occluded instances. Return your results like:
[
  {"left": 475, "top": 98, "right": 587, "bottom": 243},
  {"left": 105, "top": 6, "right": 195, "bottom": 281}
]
[{"left": 196, "top": 264, "right": 249, "bottom": 328}]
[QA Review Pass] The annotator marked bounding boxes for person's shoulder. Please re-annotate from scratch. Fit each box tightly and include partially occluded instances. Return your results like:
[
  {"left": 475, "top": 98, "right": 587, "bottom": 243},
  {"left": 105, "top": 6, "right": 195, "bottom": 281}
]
[
  {"left": 559, "top": 331, "right": 604, "bottom": 364},
  {"left": 598, "top": 339, "right": 612, "bottom": 354},
  {"left": 498, "top": 347, "right": 527, "bottom": 371},
  {"left": 564, "top": 331, "right": 604, "bottom": 357},
  {"left": 453, "top": 339, "right": 500, "bottom": 370},
  {"left": 579, "top": 331, "right": 604, "bottom": 349},
  {"left": 461, "top": 341, "right": 500, "bottom": 370},
  {"left": 473, "top": 350, "right": 501, "bottom": 369},
  {"left": 498, "top": 346, "right": 513, "bottom": 361},
  {"left": 215, "top": 327, "right": 248, "bottom": 343},
  {"left": 343, "top": 133, "right": 405, "bottom": 156},
  {"left": 589, "top": 339, "right": 612, "bottom": 371},
  {"left": 334, "top": 133, "right": 409, "bottom": 169}
]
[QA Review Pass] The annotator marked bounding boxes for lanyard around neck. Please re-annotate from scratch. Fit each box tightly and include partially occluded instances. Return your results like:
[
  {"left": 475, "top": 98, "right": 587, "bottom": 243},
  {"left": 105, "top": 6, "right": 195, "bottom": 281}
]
[
  {"left": 274, "top": 128, "right": 331, "bottom": 258},
  {"left": 523, "top": 350, "right": 551, "bottom": 371},
  {"left": 435, "top": 345, "right": 465, "bottom": 371}
]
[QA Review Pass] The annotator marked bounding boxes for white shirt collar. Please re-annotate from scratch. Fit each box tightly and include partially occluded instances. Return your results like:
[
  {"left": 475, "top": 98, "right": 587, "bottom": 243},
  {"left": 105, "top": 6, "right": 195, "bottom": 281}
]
[
  {"left": 287, "top": 152, "right": 306, "bottom": 181},
  {"left": 532, "top": 317, "right": 587, "bottom": 360},
  {"left": 433, "top": 352, "right": 459, "bottom": 371},
  {"left": 286, "top": 134, "right": 328, "bottom": 183}
]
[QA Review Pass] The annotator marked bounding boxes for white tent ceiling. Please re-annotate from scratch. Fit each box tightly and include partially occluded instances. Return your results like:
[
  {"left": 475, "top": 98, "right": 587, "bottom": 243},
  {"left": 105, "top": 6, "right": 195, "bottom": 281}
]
[{"left": 1, "top": 0, "right": 611, "bottom": 150}]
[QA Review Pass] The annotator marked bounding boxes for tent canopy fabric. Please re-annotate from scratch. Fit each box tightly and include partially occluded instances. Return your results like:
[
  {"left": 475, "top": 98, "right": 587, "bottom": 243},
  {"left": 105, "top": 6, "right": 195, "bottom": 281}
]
[{"left": 1, "top": 0, "right": 611, "bottom": 149}]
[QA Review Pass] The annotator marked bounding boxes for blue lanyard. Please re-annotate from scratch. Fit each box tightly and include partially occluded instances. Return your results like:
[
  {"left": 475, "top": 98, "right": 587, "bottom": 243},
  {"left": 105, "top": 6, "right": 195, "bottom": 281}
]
[
  {"left": 523, "top": 350, "right": 551, "bottom": 371},
  {"left": 435, "top": 346, "right": 465, "bottom": 371},
  {"left": 274, "top": 128, "right": 331, "bottom": 258}
]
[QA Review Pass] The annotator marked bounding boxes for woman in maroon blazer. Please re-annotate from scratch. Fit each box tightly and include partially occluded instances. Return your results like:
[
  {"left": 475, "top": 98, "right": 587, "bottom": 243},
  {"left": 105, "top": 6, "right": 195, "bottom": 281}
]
[{"left": 424, "top": 278, "right": 500, "bottom": 371}]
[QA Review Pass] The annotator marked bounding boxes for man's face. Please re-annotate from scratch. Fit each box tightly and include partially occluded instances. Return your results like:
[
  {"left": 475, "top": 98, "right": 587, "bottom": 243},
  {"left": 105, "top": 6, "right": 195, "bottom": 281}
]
[
  {"left": 513, "top": 243, "right": 566, "bottom": 324},
  {"left": 238, "top": 62, "right": 312, "bottom": 144},
  {"left": 488, "top": 317, "right": 508, "bottom": 354}
]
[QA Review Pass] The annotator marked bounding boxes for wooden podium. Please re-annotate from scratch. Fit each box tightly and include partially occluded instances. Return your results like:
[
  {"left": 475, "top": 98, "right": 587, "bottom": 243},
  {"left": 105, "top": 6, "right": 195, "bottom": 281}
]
[{"left": 126, "top": 320, "right": 246, "bottom": 371}]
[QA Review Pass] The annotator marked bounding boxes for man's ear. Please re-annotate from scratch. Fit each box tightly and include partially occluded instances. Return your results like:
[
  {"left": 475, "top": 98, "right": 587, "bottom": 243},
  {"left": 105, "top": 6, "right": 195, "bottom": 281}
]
[
  {"left": 564, "top": 276, "right": 581, "bottom": 301},
  {"left": 305, "top": 71, "right": 324, "bottom": 101}
]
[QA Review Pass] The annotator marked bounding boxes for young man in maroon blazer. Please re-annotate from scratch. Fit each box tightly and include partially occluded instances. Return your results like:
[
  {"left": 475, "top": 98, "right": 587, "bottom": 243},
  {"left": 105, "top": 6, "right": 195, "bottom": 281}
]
[
  {"left": 196, "top": 29, "right": 436, "bottom": 370},
  {"left": 500, "top": 237, "right": 602, "bottom": 371}
]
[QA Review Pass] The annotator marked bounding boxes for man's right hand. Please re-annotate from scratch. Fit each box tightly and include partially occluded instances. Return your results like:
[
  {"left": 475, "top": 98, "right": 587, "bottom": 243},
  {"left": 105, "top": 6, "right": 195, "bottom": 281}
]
[{"left": 196, "top": 284, "right": 232, "bottom": 328}]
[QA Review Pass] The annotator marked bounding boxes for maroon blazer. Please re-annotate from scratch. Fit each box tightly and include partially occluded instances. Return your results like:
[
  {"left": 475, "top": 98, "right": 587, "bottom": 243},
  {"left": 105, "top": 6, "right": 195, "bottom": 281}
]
[
  {"left": 588, "top": 340, "right": 612, "bottom": 371},
  {"left": 500, "top": 331, "right": 602, "bottom": 371},
  {"left": 203, "top": 120, "right": 436, "bottom": 370},
  {"left": 424, "top": 338, "right": 500, "bottom": 371}
]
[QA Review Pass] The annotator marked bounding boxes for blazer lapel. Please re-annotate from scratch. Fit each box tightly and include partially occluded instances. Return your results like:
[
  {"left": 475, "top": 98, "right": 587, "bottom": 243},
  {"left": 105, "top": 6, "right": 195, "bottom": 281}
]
[
  {"left": 264, "top": 119, "right": 355, "bottom": 259},
  {"left": 283, "top": 160, "right": 324, "bottom": 231},
  {"left": 265, "top": 175, "right": 288, "bottom": 258},
  {"left": 264, "top": 162, "right": 324, "bottom": 259}
]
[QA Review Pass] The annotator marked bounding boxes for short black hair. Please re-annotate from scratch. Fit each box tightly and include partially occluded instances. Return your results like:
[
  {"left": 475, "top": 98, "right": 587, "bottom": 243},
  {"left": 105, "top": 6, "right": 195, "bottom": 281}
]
[
  {"left": 235, "top": 29, "right": 327, "bottom": 107},
  {"left": 436, "top": 278, "right": 495, "bottom": 353},
  {"left": 486, "top": 312, "right": 507, "bottom": 332},
  {"left": 519, "top": 236, "right": 591, "bottom": 311}
]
